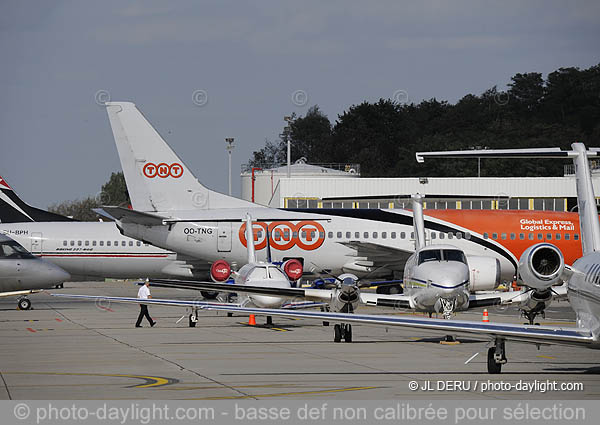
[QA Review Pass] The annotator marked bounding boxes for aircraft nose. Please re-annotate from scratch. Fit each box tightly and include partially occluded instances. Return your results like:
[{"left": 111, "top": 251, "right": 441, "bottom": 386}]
[{"left": 45, "top": 262, "right": 71, "bottom": 284}]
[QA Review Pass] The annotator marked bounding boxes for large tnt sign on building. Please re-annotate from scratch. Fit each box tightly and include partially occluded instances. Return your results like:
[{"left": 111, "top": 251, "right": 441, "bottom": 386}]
[{"left": 239, "top": 221, "right": 326, "bottom": 251}]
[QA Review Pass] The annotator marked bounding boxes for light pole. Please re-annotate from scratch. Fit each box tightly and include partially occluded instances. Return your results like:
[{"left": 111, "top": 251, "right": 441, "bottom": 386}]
[
  {"left": 225, "top": 138, "right": 235, "bottom": 196},
  {"left": 284, "top": 116, "right": 293, "bottom": 178}
]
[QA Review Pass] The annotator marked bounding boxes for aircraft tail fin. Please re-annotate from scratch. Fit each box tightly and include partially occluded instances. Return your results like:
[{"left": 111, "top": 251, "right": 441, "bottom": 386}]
[
  {"left": 411, "top": 194, "right": 426, "bottom": 250},
  {"left": 0, "top": 175, "right": 74, "bottom": 223},
  {"left": 416, "top": 143, "right": 600, "bottom": 255},
  {"left": 105, "top": 102, "right": 256, "bottom": 212}
]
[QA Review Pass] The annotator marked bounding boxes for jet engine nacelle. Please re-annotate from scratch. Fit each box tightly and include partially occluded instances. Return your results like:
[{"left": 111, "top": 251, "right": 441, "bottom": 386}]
[
  {"left": 466, "top": 256, "right": 501, "bottom": 291},
  {"left": 210, "top": 259, "right": 231, "bottom": 282},
  {"left": 517, "top": 243, "right": 565, "bottom": 290},
  {"left": 282, "top": 259, "right": 303, "bottom": 281}
]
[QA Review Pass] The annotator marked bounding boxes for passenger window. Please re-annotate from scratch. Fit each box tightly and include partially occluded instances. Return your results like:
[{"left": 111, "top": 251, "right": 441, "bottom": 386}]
[
  {"left": 528, "top": 233, "right": 534, "bottom": 240},
  {"left": 114, "top": 241, "right": 118, "bottom": 246},
  {"left": 77, "top": 241, "right": 82, "bottom": 246},
  {"left": 136, "top": 241, "right": 141, "bottom": 246},
  {"left": 100, "top": 241, "right": 104, "bottom": 246},
  {"left": 456, "top": 232, "right": 462, "bottom": 239},
  {"left": 107, "top": 241, "right": 111, "bottom": 246},
  {"left": 431, "top": 233, "right": 436, "bottom": 240},
  {"left": 400, "top": 232, "right": 405, "bottom": 239},
  {"left": 373, "top": 232, "right": 378, "bottom": 239},
  {"left": 92, "top": 241, "right": 97, "bottom": 246},
  {"left": 464, "top": 232, "right": 471, "bottom": 240},
  {"left": 328, "top": 232, "right": 333, "bottom": 238},
  {"left": 492, "top": 233, "right": 498, "bottom": 239},
  {"left": 483, "top": 233, "right": 488, "bottom": 239},
  {"left": 381, "top": 232, "right": 387, "bottom": 239},
  {"left": 501, "top": 233, "right": 506, "bottom": 240},
  {"left": 546, "top": 233, "right": 552, "bottom": 240},
  {"left": 411, "top": 232, "right": 414, "bottom": 239},
  {"left": 85, "top": 240, "right": 89, "bottom": 246},
  {"left": 555, "top": 234, "right": 561, "bottom": 240},
  {"left": 336, "top": 231, "right": 342, "bottom": 238},
  {"left": 363, "top": 232, "right": 369, "bottom": 239},
  {"left": 537, "top": 234, "right": 543, "bottom": 240},
  {"left": 575, "top": 234, "right": 579, "bottom": 240},
  {"left": 63, "top": 240, "right": 67, "bottom": 246},
  {"left": 510, "top": 233, "right": 515, "bottom": 240},
  {"left": 519, "top": 233, "right": 524, "bottom": 240},
  {"left": 391, "top": 232, "right": 396, "bottom": 239},
  {"left": 565, "top": 234, "right": 570, "bottom": 240},
  {"left": 346, "top": 232, "right": 351, "bottom": 239},
  {"left": 447, "top": 232, "right": 453, "bottom": 239},
  {"left": 70, "top": 240, "right": 75, "bottom": 246},
  {"left": 439, "top": 233, "right": 445, "bottom": 240},
  {"left": 355, "top": 232, "right": 360, "bottom": 238}
]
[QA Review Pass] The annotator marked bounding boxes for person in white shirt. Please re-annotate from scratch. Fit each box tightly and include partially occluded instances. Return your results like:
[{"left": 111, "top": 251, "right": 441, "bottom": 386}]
[{"left": 135, "top": 280, "right": 156, "bottom": 327}]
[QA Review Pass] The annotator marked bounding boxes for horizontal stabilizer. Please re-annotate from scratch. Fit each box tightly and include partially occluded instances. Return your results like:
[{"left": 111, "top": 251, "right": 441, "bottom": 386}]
[{"left": 94, "top": 207, "right": 165, "bottom": 226}]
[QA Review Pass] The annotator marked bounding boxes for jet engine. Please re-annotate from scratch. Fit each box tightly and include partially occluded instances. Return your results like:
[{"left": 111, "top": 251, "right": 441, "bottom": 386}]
[
  {"left": 210, "top": 259, "right": 232, "bottom": 282},
  {"left": 282, "top": 259, "right": 303, "bottom": 281},
  {"left": 517, "top": 243, "right": 565, "bottom": 290},
  {"left": 466, "top": 256, "right": 501, "bottom": 291}
]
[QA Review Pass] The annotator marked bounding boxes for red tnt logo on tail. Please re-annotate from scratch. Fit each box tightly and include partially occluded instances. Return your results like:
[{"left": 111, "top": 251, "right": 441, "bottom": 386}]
[{"left": 142, "top": 163, "right": 184, "bottom": 178}]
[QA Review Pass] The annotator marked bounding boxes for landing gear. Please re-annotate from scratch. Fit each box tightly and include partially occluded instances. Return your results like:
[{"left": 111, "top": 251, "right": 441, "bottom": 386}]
[
  {"left": 266, "top": 316, "right": 273, "bottom": 326},
  {"left": 17, "top": 297, "right": 32, "bottom": 311},
  {"left": 522, "top": 305, "right": 545, "bottom": 325},
  {"left": 200, "top": 291, "right": 219, "bottom": 300},
  {"left": 439, "top": 298, "right": 455, "bottom": 320},
  {"left": 487, "top": 339, "right": 507, "bottom": 374},
  {"left": 333, "top": 323, "right": 353, "bottom": 343}
]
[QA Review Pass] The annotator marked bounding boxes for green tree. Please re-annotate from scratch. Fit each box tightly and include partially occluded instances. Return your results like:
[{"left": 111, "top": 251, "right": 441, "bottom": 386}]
[{"left": 100, "top": 172, "right": 131, "bottom": 206}]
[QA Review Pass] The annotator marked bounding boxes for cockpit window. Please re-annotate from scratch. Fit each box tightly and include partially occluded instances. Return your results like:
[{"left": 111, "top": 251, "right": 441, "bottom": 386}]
[
  {"left": 418, "top": 250, "right": 442, "bottom": 264},
  {"left": 0, "top": 240, "right": 35, "bottom": 259},
  {"left": 443, "top": 249, "right": 467, "bottom": 264}
]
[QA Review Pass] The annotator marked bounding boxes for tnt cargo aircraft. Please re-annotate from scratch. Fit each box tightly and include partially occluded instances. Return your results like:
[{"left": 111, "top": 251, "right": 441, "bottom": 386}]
[
  {"left": 0, "top": 233, "right": 69, "bottom": 310},
  {"left": 97, "top": 102, "right": 581, "bottom": 314},
  {"left": 0, "top": 175, "right": 213, "bottom": 283}
]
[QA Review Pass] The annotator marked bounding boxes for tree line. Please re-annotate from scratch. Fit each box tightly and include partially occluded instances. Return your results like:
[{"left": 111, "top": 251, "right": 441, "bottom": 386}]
[{"left": 248, "top": 64, "right": 600, "bottom": 178}]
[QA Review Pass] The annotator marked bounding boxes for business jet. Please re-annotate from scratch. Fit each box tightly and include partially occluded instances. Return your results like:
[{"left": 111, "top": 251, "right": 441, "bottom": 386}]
[
  {"left": 96, "top": 102, "right": 587, "bottom": 297},
  {"left": 0, "top": 233, "right": 70, "bottom": 310},
  {"left": 0, "top": 175, "right": 215, "bottom": 285}
]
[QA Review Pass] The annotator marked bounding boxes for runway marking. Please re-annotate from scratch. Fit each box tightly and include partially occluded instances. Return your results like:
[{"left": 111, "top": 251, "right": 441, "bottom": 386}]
[
  {"left": 2, "top": 372, "right": 178, "bottom": 388},
  {"left": 237, "top": 322, "right": 290, "bottom": 331},
  {"left": 536, "top": 355, "right": 556, "bottom": 360},
  {"left": 26, "top": 328, "right": 36, "bottom": 333},
  {"left": 187, "top": 386, "right": 379, "bottom": 400},
  {"left": 55, "top": 318, "right": 62, "bottom": 322},
  {"left": 97, "top": 306, "right": 114, "bottom": 312}
]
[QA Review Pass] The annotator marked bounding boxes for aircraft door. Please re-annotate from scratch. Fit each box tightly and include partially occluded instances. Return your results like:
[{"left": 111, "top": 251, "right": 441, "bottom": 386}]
[
  {"left": 31, "top": 232, "right": 43, "bottom": 254},
  {"left": 217, "top": 222, "right": 232, "bottom": 252}
]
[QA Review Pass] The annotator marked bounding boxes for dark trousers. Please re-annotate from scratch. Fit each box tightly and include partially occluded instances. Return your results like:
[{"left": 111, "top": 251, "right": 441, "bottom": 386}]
[{"left": 136, "top": 304, "right": 153, "bottom": 326}]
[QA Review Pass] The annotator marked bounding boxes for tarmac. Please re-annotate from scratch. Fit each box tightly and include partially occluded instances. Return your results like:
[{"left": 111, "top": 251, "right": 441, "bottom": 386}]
[{"left": 0, "top": 281, "right": 598, "bottom": 400}]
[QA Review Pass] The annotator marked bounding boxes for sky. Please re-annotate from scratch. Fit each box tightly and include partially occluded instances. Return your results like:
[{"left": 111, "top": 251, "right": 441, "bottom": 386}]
[{"left": 1, "top": 0, "right": 599, "bottom": 208}]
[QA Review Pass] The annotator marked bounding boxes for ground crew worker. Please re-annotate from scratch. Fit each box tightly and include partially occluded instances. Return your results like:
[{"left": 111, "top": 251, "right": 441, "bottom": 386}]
[{"left": 135, "top": 279, "right": 156, "bottom": 327}]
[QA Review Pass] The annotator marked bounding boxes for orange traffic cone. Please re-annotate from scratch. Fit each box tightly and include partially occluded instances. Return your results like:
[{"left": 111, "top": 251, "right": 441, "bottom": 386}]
[
  {"left": 248, "top": 314, "right": 256, "bottom": 326},
  {"left": 482, "top": 309, "right": 489, "bottom": 323}
]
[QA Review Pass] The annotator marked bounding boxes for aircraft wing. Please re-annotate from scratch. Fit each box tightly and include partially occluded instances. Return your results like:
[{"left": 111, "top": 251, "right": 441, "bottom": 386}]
[
  {"left": 338, "top": 241, "right": 411, "bottom": 271},
  {"left": 51, "top": 293, "right": 242, "bottom": 308},
  {"left": 198, "top": 304, "right": 596, "bottom": 348},
  {"left": 359, "top": 292, "right": 412, "bottom": 309},
  {"left": 94, "top": 207, "right": 165, "bottom": 226},
  {"left": 149, "top": 278, "right": 334, "bottom": 302},
  {"left": 468, "top": 284, "right": 569, "bottom": 308}
]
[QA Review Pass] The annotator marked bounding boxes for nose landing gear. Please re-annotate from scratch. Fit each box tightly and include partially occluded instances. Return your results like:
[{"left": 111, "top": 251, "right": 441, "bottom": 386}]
[{"left": 333, "top": 323, "right": 352, "bottom": 343}]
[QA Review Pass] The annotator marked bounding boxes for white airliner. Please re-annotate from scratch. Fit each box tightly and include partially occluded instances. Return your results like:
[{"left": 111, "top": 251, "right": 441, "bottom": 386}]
[
  {"left": 0, "top": 176, "right": 212, "bottom": 283},
  {"left": 97, "top": 101, "right": 514, "bottom": 288},
  {"left": 0, "top": 234, "right": 70, "bottom": 310}
]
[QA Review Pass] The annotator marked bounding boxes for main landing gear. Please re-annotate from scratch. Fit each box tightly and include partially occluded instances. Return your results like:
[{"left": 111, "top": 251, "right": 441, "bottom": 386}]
[
  {"left": 333, "top": 323, "right": 352, "bottom": 343},
  {"left": 17, "top": 297, "right": 32, "bottom": 311},
  {"left": 487, "top": 338, "right": 507, "bottom": 374}
]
